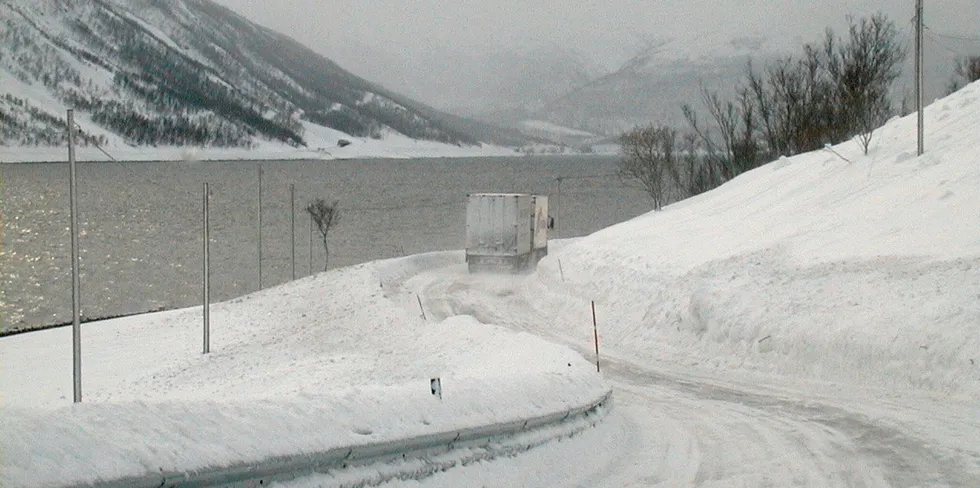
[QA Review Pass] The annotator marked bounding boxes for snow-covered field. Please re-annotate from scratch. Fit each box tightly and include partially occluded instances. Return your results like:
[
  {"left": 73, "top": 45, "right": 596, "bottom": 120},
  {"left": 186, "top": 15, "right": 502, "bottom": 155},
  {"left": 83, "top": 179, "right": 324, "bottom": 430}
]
[{"left": 2, "top": 82, "right": 979, "bottom": 486}]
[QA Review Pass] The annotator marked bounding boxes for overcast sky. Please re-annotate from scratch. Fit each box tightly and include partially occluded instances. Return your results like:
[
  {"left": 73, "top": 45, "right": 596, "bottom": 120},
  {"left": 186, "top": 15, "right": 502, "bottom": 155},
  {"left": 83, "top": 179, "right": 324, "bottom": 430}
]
[
  {"left": 213, "top": 0, "right": 977, "bottom": 59},
  {"left": 211, "top": 0, "right": 979, "bottom": 112}
]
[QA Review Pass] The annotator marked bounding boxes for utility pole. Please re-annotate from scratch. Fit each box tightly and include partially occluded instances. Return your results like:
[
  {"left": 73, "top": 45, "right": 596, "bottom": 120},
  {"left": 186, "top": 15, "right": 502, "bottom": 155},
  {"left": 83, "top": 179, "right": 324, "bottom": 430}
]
[
  {"left": 67, "top": 109, "right": 82, "bottom": 403},
  {"left": 555, "top": 177, "right": 562, "bottom": 240},
  {"left": 309, "top": 213, "right": 313, "bottom": 275},
  {"left": 915, "top": 0, "right": 924, "bottom": 155},
  {"left": 203, "top": 182, "right": 210, "bottom": 354},
  {"left": 257, "top": 165, "right": 263, "bottom": 289}
]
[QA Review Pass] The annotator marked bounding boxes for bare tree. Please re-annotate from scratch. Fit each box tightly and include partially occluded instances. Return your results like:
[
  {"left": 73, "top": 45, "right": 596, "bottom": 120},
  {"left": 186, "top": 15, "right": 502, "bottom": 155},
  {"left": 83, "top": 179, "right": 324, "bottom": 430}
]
[
  {"left": 947, "top": 55, "right": 980, "bottom": 94},
  {"left": 618, "top": 125, "right": 680, "bottom": 210},
  {"left": 682, "top": 91, "right": 733, "bottom": 172},
  {"left": 765, "top": 46, "right": 837, "bottom": 154},
  {"left": 306, "top": 198, "right": 340, "bottom": 271},
  {"left": 623, "top": 12, "right": 903, "bottom": 206},
  {"left": 682, "top": 83, "right": 763, "bottom": 185},
  {"left": 957, "top": 56, "right": 980, "bottom": 83},
  {"left": 899, "top": 84, "right": 911, "bottom": 117},
  {"left": 676, "top": 132, "right": 722, "bottom": 197},
  {"left": 827, "top": 14, "right": 905, "bottom": 155},
  {"left": 704, "top": 13, "right": 904, "bottom": 162},
  {"left": 732, "top": 87, "right": 762, "bottom": 173}
]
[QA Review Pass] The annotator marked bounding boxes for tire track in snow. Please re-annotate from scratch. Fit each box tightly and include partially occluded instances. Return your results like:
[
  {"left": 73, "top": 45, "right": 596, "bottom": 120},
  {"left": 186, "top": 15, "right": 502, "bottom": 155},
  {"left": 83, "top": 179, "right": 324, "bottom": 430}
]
[
  {"left": 605, "top": 360, "right": 973, "bottom": 487},
  {"left": 402, "top": 262, "right": 978, "bottom": 486}
]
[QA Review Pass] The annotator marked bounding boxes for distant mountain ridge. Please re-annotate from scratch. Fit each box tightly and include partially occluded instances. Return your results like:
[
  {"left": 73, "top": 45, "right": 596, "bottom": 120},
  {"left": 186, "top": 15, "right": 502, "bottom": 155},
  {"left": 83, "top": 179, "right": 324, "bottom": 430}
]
[
  {"left": 0, "top": 0, "right": 525, "bottom": 149},
  {"left": 496, "top": 38, "right": 783, "bottom": 137},
  {"left": 497, "top": 26, "right": 970, "bottom": 140}
]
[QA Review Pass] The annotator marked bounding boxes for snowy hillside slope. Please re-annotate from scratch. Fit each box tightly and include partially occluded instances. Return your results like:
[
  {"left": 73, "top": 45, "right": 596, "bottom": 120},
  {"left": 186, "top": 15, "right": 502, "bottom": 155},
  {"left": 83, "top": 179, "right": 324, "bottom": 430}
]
[
  {"left": 521, "top": 80, "right": 980, "bottom": 397},
  {"left": 0, "top": 0, "right": 516, "bottom": 150}
]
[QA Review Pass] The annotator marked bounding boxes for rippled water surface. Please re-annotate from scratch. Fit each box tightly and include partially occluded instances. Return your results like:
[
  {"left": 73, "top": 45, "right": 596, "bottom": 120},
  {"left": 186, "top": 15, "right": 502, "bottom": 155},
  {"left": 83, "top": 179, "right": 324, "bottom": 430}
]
[{"left": 0, "top": 156, "right": 651, "bottom": 331}]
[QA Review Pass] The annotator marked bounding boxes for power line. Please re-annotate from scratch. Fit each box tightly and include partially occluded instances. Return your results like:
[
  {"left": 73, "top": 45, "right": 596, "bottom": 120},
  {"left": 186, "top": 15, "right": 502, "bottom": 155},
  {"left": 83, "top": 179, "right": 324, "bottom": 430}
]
[
  {"left": 923, "top": 25, "right": 980, "bottom": 42},
  {"left": 82, "top": 137, "right": 120, "bottom": 162},
  {"left": 901, "top": 13, "right": 916, "bottom": 50},
  {"left": 924, "top": 32, "right": 971, "bottom": 56},
  {"left": 71, "top": 122, "right": 200, "bottom": 200},
  {"left": 344, "top": 200, "right": 462, "bottom": 213},
  {"left": 556, "top": 172, "right": 620, "bottom": 181}
]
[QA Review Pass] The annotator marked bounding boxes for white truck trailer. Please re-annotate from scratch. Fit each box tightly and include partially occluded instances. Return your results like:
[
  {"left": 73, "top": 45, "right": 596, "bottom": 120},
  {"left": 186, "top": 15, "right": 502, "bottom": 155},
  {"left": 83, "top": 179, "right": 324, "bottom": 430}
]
[
  {"left": 530, "top": 194, "right": 549, "bottom": 264},
  {"left": 465, "top": 193, "right": 549, "bottom": 273}
]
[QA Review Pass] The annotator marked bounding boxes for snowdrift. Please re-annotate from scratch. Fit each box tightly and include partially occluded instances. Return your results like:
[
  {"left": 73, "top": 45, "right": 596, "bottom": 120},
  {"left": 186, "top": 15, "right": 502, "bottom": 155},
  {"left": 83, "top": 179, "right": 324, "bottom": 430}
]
[
  {"left": 528, "top": 80, "right": 980, "bottom": 397},
  {"left": 0, "top": 256, "right": 607, "bottom": 487}
]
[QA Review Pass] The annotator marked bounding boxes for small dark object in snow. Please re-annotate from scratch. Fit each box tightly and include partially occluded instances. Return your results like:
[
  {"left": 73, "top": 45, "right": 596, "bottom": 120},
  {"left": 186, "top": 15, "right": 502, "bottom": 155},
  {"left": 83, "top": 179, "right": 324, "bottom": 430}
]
[
  {"left": 337, "top": 139, "right": 352, "bottom": 147},
  {"left": 430, "top": 377, "right": 442, "bottom": 399}
]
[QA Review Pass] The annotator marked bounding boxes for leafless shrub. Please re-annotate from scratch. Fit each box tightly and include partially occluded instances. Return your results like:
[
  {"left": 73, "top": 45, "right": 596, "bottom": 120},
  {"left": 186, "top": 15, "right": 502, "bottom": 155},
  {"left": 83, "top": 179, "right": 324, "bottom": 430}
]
[
  {"left": 828, "top": 14, "right": 905, "bottom": 155},
  {"left": 306, "top": 198, "right": 340, "bottom": 271},
  {"left": 618, "top": 125, "right": 680, "bottom": 210},
  {"left": 947, "top": 55, "right": 980, "bottom": 95},
  {"left": 686, "top": 12, "right": 904, "bottom": 164}
]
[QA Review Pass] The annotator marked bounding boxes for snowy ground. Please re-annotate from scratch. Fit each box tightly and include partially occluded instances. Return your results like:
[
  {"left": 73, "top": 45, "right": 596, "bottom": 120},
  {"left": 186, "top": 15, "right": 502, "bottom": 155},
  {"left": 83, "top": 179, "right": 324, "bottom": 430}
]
[
  {"left": 0, "top": 253, "right": 608, "bottom": 487},
  {"left": 289, "top": 82, "right": 980, "bottom": 486},
  {"left": 2, "top": 82, "right": 980, "bottom": 486}
]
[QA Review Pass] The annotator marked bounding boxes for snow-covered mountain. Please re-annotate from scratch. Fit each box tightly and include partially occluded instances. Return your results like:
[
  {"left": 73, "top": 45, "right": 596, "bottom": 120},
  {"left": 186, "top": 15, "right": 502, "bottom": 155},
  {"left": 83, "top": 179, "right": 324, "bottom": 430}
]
[
  {"left": 477, "top": 33, "right": 789, "bottom": 139},
  {"left": 434, "top": 45, "right": 603, "bottom": 118},
  {"left": 0, "top": 0, "right": 526, "bottom": 150},
  {"left": 522, "top": 40, "right": 770, "bottom": 135},
  {"left": 507, "top": 27, "right": 977, "bottom": 138}
]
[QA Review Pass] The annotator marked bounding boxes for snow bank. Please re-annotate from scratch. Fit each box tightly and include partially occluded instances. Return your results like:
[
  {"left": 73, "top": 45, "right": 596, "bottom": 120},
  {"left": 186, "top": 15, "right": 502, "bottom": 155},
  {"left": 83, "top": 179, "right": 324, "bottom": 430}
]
[
  {"left": 2, "top": 362, "right": 604, "bottom": 487},
  {"left": 525, "top": 81, "right": 980, "bottom": 397},
  {"left": 0, "top": 256, "right": 606, "bottom": 487}
]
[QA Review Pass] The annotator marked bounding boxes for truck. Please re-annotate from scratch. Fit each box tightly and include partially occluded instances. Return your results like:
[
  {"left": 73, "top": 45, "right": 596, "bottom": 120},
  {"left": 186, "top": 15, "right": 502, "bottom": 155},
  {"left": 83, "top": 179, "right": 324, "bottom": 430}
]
[
  {"left": 465, "top": 193, "right": 549, "bottom": 273},
  {"left": 530, "top": 194, "right": 549, "bottom": 264}
]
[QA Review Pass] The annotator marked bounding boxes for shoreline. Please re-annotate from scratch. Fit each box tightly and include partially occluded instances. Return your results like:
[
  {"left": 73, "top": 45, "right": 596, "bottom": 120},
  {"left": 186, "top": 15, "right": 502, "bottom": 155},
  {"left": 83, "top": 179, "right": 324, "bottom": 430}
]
[{"left": 0, "top": 142, "right": 615, "bottom": 164}]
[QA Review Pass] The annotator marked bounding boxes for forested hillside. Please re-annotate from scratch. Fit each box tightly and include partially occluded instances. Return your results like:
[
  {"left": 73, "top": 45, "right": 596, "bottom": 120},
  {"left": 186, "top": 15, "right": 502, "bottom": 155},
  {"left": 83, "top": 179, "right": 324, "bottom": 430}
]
[{"left": 0, "top": 0, "right": 493, "bottom": 148}]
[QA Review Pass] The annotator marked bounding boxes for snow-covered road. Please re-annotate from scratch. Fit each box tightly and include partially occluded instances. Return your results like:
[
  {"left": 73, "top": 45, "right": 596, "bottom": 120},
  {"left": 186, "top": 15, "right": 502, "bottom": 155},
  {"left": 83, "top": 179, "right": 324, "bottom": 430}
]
[
  {"left": 604, "top": 362, "right": 969, "bottom": 487},
  {"left": 381, "top": 260, "right": 980, "bottom": 487}
]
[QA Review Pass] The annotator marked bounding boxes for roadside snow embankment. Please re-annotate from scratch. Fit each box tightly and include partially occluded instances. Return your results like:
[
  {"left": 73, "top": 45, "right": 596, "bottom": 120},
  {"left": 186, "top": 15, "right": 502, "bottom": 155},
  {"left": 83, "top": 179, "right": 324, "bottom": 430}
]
[
  {"left": 527, "top": 81, "right": 980, "bottom": 398},
  {"left": 0, "top": 255, "right": 607, "bottom": 488}
]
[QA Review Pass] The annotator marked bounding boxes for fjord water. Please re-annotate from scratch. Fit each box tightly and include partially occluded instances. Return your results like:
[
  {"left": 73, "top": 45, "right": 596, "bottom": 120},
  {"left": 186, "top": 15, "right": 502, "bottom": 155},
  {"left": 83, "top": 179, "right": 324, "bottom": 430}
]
[{"left": 0, "top": 156, "right": 650, "bottom": 331}]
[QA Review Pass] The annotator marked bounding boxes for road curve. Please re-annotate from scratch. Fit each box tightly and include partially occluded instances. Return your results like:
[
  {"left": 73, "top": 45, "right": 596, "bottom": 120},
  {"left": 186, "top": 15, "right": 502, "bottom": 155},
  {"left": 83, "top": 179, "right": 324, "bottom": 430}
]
[{"left": 398, "top": 259, "right": 980, "bottom": 487}]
